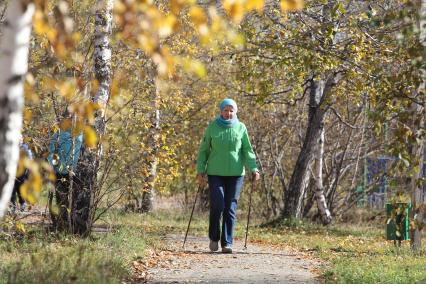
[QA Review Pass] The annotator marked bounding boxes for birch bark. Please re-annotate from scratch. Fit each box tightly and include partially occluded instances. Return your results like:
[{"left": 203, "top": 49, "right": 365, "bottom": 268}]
[
  {"left": 314, "top": 126, "right": 332, "bottom": 224},
  {"left": 0, "top": 0, "right": 34, "bottom": 218},
  {"left": 72, "top": 0, "right": 113, "bottom": 235},
  {"left": 282, "top": 76, "right": 334, "bottom": 219}
]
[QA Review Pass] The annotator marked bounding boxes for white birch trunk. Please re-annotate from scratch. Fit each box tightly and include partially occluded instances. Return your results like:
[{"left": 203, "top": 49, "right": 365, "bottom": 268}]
[
  {"left": 314, "top": 126, "right": 332, "bottom": 224},
  {"left": 93, "top": 0, "right": 113, "bottom": 134},
  {"left": 0, "top": 0, "right": 34, "bottom": 219},
  {"left": 72, "top": 0, "right": 113, "bottom": 235},
  {"left": 282, "top": 76, "right": 335, "bottom": 219}
]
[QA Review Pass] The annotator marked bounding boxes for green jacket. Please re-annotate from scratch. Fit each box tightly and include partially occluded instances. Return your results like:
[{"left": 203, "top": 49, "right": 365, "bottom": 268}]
[{"left": 197, "top": 120, "right": 258, "bottom": 176}]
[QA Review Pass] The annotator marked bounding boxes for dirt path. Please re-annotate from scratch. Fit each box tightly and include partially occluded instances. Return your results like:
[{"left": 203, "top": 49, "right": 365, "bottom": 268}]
[{"left": 133, "top": 234, "right": 321, "bottom": 283}]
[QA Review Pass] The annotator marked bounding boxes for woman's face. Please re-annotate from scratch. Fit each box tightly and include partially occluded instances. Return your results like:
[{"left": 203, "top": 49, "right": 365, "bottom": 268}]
[{"left": 221, "top": 105, "right": 235, "bottom": 120}]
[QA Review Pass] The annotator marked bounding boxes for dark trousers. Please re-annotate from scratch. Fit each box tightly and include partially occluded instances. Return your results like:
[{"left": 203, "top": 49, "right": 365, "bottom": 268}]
[
  {"left": 208, "top": 175, "right": 244, "bottom": 247},
  {"left": 10, "top": 176, "right": 26, "bottom": 207}
]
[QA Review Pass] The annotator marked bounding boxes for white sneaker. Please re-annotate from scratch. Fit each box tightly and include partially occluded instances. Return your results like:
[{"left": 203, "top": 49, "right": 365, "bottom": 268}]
[
  {"left": 222, "top": 246, "right": 232, "bottom": 254},
  {"left": 209, "top": 240, "right": 219, "bottom": 252}
]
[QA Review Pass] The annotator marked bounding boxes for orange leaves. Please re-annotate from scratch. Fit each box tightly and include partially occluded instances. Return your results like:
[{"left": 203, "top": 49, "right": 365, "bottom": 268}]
[
  {"left": 152, "top": 47, "right": 176, "bottom": 77},
  {"left": 60, "top": 118, "right": 72, "bottom": 130},
  {"left": 17, "top": 159, "right": 53, "bottom": 205},
  {"left": 115, "top": 0, "right": 185, "bottom": 77},
  {"left": 137, "top": 34, "right": 157, "bottom": 54},
  {"left": 223, "top": 0, "right": 246, "bottom": 23},
  {"left": 170, "top": 0, "right": 195, "bottom": 15},
  {"left": 188, "top": 6, "right": 208, "bottom": 34},
  {"left": 156, "top": 14, "right": 179, "bottom": 38},
  {"left": 38, "top": 74, "right": 100, "bottom": 149},
  {"left": 83, "top": 126, "right": 98, "bottom": 148},
  {"left": 222, "top": 0, "right": 304, "bottom": 23},
  {"left": 33, "top": 10, "right": 57, "bottom": 42},
  {"left": 281, "top": 0, "right": 304, "bottom": 12},
  {"left": 32, "top": 0, "right": 79, "bottom": 59},
  {"left": 246, "top": 0, "right": 265, "bottom": 12},
  {"left": 181, "top": 57, "right": 206, "bottom": 78},
  {"left": 114, "top": 0, "right": 304, "bottom": 79}
]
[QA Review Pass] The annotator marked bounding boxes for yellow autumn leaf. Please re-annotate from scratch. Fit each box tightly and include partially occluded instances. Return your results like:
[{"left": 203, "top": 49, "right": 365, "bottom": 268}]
[
  {"left": 24, "top": 109, "right": 33, "bottom": 123},
  {"left": 138, "top": 34, "right": 157, "bottom": 55},
  {"left": 60, "top": 118, "right": 72, "bottom": 130},
  {"left": 19, "top": 182, "right": 37, "bottom": 204},
  {"left": 72, "top": 121, "right": 84, "bottom": 137},
  {"left": 20, "top": 182, "right": 29, "bottom": 201},
  {"left": 114, "top": 0, "right": 127, "bottom": 14},
  {"left": 170, "top": 0, "right": 195, "bottom": 15},
  {"left": 15, "top": 222, "right": 26, "bottom": 234},
  {"left": 156, "top": 14, "right": 178, "bottom": 38},
  {"left": 281, "top": 0, "right": 304, "bottom": 11},
  {"left": 192, "top": 61, "right": 206, "bottom": 78},
  {"left": 111, "top": 77, "right": 120, "bottom": 98},
  {"left": 72, "top": 32, "right": 82, "bottom": 44},
  {"left": 153, "top": 48, "right": 176, "bottom": 77},
  {"left": 228, "top": 30, "right": 245, "bottom": 47},
  {"left": 246, "top": 0, "right": 264, "bottom": 12},
  {"left": 183, "top": 58, "right": 206, "bottom": 78},
  {"left": 33, "top": 11, "right": 57, "bottom": 41},
  {"left": 48, "top": 171, "right": 57, "bottom": 181},
  {"left": 16, "top": 161, "right": 25, "bottom": 178},
  {"left": 189, "top": 6, "right": 207, "bottom": 27},
  {"left": 139, "top": 0, "right": 153, "bottom": 5},
  {"left": 58, "top": 81, "right": 75, "bottom": 100},
  {"left": 84, "top": 103, "right": 95, "bottom": 124},
  {"left": 53, "top": 42, "right": 67, "bottom": 59},
  {"left": 32, "top": 174, "right": 42, "bottom": 195},
  {"left": 223, "top": 0, "right": 245, "bottom": 23},
  {"left": 84, "top": 126, "right": 98, "bottom": 148}
]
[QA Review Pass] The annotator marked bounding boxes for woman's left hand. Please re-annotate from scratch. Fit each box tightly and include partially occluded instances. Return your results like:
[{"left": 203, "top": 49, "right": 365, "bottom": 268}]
[{"left": 252, "top": 171, "right": 260, "bottom": 182}]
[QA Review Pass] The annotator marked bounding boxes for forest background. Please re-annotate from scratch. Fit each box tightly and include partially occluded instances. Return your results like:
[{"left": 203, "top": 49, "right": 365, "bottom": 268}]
[{"left": 0, "top": 0, "right": 425, "bottom": 283}]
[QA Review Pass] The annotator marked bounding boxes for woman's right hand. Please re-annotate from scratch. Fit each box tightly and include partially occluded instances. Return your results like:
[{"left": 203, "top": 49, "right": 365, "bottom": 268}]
[{"left": 197, "top": 174, "right": 207, "bottom": 187}]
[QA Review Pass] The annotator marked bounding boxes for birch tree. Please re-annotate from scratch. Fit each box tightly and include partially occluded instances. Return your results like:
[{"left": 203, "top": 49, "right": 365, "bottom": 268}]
[
  {"left": 0, "top": 0, "right": 34, "bottom": 218},
  {"left": 313, "top": 124, "right": 332, "bottom": 224},
  {"left": 282, "top": 75, "right": 337, "bottom": 218},
  {"left": 282, "top": 0, "right": 351, "bottom": 219},
  {"left": 72, "top": 0, "right": 113, "bottom": 235}
]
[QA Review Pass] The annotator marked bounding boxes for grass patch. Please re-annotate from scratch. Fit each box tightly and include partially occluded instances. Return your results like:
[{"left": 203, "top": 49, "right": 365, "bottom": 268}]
[
  {"left": 1, "top": 231, "right": 130, "bottom": 284},
  {"left": 2, "top": 208, "right": 426, "bottom": 283},
  {"left": 0, "top": 208, "right": 209, "bottom": 283},
  {"left": 0, "top": 210, "right": 150, "bottom": 284}
]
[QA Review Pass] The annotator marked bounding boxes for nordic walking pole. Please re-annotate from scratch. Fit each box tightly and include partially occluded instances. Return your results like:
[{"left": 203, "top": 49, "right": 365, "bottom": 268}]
[
  {"left": 183, "top": 184, "right": 202, "bottom": 249},
  {"left": 244, "top": 177, "right": 256, "bottom": 250}
]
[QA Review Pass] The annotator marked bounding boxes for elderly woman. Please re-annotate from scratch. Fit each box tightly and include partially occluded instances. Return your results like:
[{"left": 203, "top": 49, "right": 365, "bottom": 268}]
[{"left": 197, "top": 98, "right": 260, "bottom": 253}]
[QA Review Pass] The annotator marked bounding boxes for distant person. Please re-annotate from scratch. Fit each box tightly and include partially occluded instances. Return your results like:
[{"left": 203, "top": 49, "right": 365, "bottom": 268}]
[
  {"left": 196, "top": 98, "right": 260, "bottom": 253},
  {"left": 10, "top": 135, "right": 33, "bottom": 214},
  {"left": 48, "top": 113, "right": 83, "bottom": 229}
]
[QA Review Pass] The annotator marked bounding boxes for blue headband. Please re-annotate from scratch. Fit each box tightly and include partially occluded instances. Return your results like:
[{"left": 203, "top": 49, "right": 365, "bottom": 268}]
[{"left": 219, "top": 98, "right": 238, "bottom": 113}]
